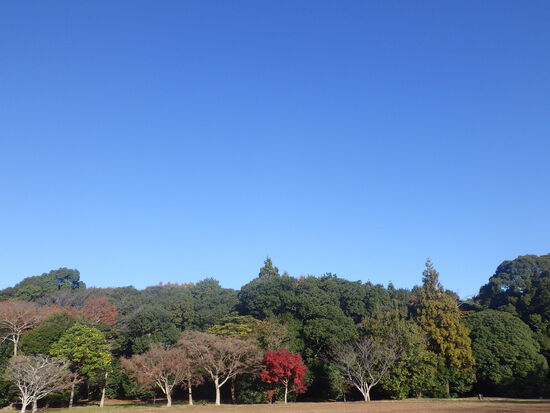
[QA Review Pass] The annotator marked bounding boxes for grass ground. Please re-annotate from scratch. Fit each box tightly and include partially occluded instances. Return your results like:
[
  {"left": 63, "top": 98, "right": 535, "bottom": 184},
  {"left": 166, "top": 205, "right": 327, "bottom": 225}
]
[{"left": 46, "top": 399, "right": 550, "bottom": 413}]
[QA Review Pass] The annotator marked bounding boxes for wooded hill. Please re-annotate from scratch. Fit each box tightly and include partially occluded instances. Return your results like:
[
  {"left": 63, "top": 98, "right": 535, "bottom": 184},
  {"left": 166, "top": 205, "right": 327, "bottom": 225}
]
[{"left": 1, "top": 254, "right": 549, "bottom": 409}]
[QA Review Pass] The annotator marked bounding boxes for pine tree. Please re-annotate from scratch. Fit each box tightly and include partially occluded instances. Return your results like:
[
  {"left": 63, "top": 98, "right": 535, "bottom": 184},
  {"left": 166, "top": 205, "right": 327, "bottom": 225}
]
[{"left": 414, "top": 259, "right": 475, "bottom": 397}]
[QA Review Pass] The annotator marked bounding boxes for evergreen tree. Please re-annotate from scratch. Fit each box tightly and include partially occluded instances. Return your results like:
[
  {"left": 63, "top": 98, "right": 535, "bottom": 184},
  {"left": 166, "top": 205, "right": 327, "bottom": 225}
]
[
  {"left": 413, "top": 259, "right": 475, "bottom": 397},
  {"left": 259, "top": 257, "right": 280, "bottom": 278},
  {"left": 464, "top": 310, "right": 548, "bottom": 397},
  {"left": 50, "top": 324, "right": 112, "bottom": 408},
  {"left": 476, "top": 254, "right": 550, "bottom": 355}
]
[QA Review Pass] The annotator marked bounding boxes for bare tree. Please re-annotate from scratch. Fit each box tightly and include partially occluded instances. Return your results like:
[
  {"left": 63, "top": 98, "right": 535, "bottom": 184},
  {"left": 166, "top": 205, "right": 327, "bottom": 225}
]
[
  {"left": 4, "top": 355, "right": 72, "bottom": 413},
  {"left": 0, "top": 301, "right": 47, "bottom": 356},
  {"left": 39, "top": 291, "right": 91, "bottom": 309},
  {"left": 332, "top": 337, "right": 401, "bottom": 401},
  {"left": 120, "top": 343, "right": 191, "bottom": 407},
  {"left": 179, "top": 331, "right": 261, "bottom": 405}
]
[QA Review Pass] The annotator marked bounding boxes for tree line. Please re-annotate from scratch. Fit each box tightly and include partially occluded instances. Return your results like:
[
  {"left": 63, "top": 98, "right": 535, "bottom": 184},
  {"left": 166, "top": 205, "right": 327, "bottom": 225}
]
[{"left": 0, "top": 254, "right": 549, "bottom": 410}]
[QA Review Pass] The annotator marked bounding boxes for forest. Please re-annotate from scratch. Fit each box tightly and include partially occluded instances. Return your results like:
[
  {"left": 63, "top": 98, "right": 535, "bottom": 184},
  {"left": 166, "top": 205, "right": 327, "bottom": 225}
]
[{"left": 1, "top": 254, "right": 549, "bottom": 411}]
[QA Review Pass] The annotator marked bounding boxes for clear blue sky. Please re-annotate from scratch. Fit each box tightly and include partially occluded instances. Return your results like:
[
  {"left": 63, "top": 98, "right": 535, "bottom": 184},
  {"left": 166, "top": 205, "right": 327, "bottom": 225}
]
[{"left": 1, "top": 1, "right": 549, "bottom": 299}]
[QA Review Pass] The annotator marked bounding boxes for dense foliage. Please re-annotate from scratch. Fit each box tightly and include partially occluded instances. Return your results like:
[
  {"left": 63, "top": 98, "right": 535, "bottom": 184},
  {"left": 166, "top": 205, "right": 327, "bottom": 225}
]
[
  {"left": 464, "top": 310, "right": 548, "bottom": 397},
  {"left": 412, "top": 260, "right": 475, "bottom": 396},
  {"left": 476, "top": 254, "right": 550, "bottom": 355},
  {"left": 0, "top": 254, "right": 549, "bottom": 407},
  {"left": 260, "top": 349, "right": 308, "bottom": 403}
]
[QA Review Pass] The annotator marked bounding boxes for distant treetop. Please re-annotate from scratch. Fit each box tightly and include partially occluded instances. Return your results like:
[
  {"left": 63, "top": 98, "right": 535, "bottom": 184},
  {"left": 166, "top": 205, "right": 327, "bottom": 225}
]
[{"left": 259, "top": 257, "right": 280, "bottom": 278}]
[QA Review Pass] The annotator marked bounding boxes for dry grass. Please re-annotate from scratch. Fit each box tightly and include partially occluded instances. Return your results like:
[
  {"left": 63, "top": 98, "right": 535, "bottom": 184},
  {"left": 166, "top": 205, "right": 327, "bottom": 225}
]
[{"left": 47, "top": 399, "right": 550, "bottom": 413}]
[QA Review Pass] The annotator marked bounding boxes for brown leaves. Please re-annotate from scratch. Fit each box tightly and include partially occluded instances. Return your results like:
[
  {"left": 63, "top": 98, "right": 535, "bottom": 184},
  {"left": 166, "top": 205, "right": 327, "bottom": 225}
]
[
  {"left": 81, "top": 296, "right": 117, "bottom": 326},
  {"left": 121, "top": 343, "right": 191, "bottom": 388},
  {"left": 0, "top": 300, "right": 50, "bottom": 356},
  {"left": 178, "top": 331, "right": 261, "bottom": 385}
]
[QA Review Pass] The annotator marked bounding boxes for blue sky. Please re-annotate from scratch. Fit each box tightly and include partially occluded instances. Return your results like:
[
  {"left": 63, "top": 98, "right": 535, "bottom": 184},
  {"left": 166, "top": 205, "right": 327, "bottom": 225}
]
[{"left": 1, "top": 1, "right": 549, "bottom": 298}]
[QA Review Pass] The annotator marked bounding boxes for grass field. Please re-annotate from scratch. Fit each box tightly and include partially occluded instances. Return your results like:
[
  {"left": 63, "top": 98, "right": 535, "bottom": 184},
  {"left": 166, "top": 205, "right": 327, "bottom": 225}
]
[{"left": 46, "top": 399, "right": 550, "bottom": 413}]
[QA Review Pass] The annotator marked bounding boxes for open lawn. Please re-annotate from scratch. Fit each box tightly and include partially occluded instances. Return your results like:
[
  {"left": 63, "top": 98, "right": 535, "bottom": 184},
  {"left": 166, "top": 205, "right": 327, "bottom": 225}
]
[{"left": 46, "top": 399, "right": 550, "bottom": 413}]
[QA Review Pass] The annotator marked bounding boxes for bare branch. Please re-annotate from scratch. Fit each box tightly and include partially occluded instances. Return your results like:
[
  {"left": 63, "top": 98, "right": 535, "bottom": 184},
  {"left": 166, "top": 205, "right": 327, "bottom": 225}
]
[
  {"left": 4, "top": 355, "right": 72, "bottom": 413},
  {"left": 178, "top": 331, "right": 261, "bottom": 405},
  {"left": 332, "top": 336, "right": 401, "bottom": 401},
  {"left": 0, "top": 301, "right": 49, "bottom": 356}
]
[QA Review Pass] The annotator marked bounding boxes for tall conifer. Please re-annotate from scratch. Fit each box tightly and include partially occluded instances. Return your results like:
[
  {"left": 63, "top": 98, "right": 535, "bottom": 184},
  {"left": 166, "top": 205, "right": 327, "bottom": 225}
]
[{"left": 414, "top": 259, "right": 475, "bottom": 396}]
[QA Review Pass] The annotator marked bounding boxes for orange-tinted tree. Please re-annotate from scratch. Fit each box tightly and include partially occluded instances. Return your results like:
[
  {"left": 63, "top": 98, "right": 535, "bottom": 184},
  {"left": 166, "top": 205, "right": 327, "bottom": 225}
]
[
  {"left": 177, "top": 346, "right": 204, "bottom": 405},
  {"left": 0, "top": 300, "right": 47, "bottom": 356},
  {"left": 179, "top": 331, "right": 261, "bottom": 405},
  {"left": 82, "top": 296, "right": 117, "bottom": 326},
  {"left": 120, "top": 343, "right": 192, "bottom": 407},
  {"left": 260, "top": 349, "right": 308, "bottom": 403}
]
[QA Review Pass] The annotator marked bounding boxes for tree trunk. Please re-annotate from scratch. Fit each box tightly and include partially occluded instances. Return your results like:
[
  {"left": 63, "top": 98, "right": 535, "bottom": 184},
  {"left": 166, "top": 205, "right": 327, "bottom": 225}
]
[
  {"left": 231, "top": 377, "right": 236, "bottom": 404},
  {"left": 99, "top": 372, "right": 108, "bottom": 408},
  {"left": 69, "top": 381, "right": 76, "bottom": 409},
  {"left": 166, "top": 392, "right": 172, "bottom": 408},
  {"left": 31, "top": 399, "right": 37, "bottom": 413},
  {"left": 188, "top": 381, "right": 193, "bottom": 406},
  {"left": 284, "top": 381, "right": 288, "bottom": 404},
  {"left": 445, "top": 380, "right": 450, "bottom": 398},
  {"left": 358, "top": 386, "right": 370, "bottom": 402},
  {"left": 20, "top": 399, "right": 29, "bottom": 413},
  {"left": 214, "top": 377, "right": 221, "bottom": 406},
  {"left": 13, "top": 336, "right": 19, "bottom": 356}
]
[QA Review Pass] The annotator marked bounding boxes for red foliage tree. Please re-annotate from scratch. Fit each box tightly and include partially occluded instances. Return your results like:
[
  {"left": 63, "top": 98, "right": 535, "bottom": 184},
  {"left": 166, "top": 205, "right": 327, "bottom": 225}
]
[
  {"left": 81, "top": 296, "right": 117, "bottom": 326},
  {"left": 260, "top": 349, "right": 308, "bottom": 403}
]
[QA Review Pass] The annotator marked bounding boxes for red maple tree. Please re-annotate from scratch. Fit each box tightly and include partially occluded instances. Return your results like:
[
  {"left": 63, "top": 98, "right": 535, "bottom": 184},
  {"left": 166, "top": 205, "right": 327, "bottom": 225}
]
[{"left": 260, "top": 349, "right": 308, "bottom": 403}]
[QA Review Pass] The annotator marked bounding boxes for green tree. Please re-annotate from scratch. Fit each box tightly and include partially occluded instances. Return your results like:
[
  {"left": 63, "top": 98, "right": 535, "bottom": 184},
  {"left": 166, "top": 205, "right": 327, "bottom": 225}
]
[
  {"left": 295, "top": 276, "right": 358, "bottom": 358},
  {"left": 413, "top": 259, "right": 475, "bottom": 397},
  {"left": 0, "top": 268, "right": 84, "bottom": 302},
  {"left": 104, "top": 286, "right": 145, "bottom": 321},
  {"left": 464, "top": 310, "right": 548, "bottom": 397},
  {"left": 20, "top": 312, "right": 76, "bottom": 355},
  {"left": 238, "top": 273, "right": 297, "bottom": 319},
  {"left": 127, "top": 306, "right": 179, "bottom": 354},
  {"left": 50, "top": 324, "right": 112, "bottom": 408},
  {"left": 0, "top": 341, "right": 17, "bottom": 408},
  {"left": 361, "top": 313, "right": 438, "bottom": 399},
  {"left": 190, "top": 279, "right": 238, "bottom": 330},
  {"left": 476, "top": 254, "right": 550, "bottom": 355},
  {"left": 155, "top": 286, "right": 196, "bottom": 330},
  {"left": 258, "top": 257, "right": 280, "bottom": 278}
]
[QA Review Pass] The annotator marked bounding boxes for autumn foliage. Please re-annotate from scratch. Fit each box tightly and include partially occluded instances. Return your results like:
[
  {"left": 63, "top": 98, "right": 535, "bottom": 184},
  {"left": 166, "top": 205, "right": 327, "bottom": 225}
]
[
  {"left": 121, "top": 343, "right": 192, "bottom": 407},
  {"left": 0, "top": 300, "right": 50, "bottom": 356},
  {"left": 260, "top": 349, "right": 307, "bottom": 403},
  {"left": 81, "top": 296, "right": 117, "bottom": 325}
]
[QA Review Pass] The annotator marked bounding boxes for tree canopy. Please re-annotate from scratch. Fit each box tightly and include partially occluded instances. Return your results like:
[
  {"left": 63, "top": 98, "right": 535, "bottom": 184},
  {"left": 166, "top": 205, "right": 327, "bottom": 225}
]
[
  {"left": 464, "top": 310, "right": 548, "bottom": 397},
  {"left": 1, "top": 254, "right": 550, "bottom": 406}
]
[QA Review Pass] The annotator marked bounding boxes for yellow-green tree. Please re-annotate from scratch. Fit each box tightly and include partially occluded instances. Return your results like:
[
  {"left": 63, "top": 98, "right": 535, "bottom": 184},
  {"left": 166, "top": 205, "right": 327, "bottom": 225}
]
[
  {"left": 414, "top": 259, "right": 475, "bottom": 397},
  {"left": 50, "top": 324, "right": 112, "bottom": 408}
]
